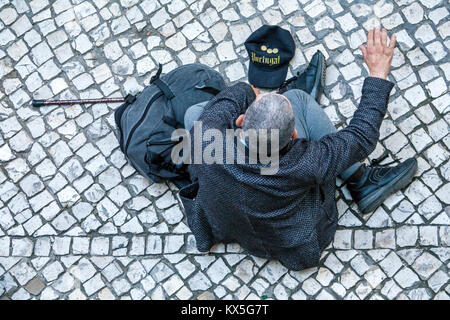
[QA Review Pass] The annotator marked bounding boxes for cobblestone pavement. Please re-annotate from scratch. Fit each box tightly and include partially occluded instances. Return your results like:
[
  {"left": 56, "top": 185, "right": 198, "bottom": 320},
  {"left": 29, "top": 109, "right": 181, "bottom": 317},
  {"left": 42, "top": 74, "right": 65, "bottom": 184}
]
[{"left": 0, "top": 0, "right": 449, "bottom": 300}]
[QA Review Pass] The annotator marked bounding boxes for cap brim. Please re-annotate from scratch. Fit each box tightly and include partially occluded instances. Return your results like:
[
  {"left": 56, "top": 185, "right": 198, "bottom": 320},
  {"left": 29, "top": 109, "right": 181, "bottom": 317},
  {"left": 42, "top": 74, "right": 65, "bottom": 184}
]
[{"left": 248, "top": 63, "right": 288, "bottom": 89}]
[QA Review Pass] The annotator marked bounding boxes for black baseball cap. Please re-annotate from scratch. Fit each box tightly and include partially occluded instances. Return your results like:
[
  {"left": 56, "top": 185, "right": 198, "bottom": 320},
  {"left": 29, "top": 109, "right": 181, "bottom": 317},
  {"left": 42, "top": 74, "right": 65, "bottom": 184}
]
[{"left": 244, "top": 25, "right": 295, "bottom": 88}]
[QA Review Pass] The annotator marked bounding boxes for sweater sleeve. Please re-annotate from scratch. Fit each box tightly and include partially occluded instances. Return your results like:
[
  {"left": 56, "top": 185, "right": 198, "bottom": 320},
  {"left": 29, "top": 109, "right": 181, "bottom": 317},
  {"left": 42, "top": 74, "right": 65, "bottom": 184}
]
[
  {"left": 293, "top": 77, "right": 395, "bottom": 184},
  {"left": 195, "top": 82, "right": 257, "bottom": 132}
]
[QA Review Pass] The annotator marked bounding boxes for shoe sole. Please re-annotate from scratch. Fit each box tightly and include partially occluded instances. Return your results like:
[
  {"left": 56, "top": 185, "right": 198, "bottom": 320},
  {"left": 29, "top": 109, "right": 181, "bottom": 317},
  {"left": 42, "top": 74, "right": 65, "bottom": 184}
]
[
  {"left": 319, "top": 54, "right": 326, "bottom": 88},
  {"left": 311, "top": 51, "right": 326, "bottom": 101},
  {"left": 358, "top": 159, "right": 418, "bottom": 214}
]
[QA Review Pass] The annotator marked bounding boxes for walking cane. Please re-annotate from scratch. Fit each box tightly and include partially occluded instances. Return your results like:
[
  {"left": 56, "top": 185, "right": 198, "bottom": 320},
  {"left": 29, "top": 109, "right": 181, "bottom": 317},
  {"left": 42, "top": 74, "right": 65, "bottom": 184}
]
[
  {"left": 31, "top": 96, "right": 134, "bottom": 108},
  {"left": 31, "top": 64, "right": 164, "bottom": 108}
]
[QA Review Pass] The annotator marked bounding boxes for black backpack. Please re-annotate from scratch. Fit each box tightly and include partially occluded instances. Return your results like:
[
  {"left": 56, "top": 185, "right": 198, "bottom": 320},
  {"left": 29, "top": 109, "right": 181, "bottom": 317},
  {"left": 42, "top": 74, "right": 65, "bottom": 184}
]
[{"left": 114, "top": 64, "right": 226, "bottom": 188}]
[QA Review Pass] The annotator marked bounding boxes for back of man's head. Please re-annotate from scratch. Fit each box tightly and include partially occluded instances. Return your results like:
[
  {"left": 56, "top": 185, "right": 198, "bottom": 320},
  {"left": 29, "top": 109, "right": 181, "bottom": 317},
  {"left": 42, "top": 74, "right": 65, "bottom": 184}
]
[{"left": 242, "top": 93, "right": 295, "bottom": 153}]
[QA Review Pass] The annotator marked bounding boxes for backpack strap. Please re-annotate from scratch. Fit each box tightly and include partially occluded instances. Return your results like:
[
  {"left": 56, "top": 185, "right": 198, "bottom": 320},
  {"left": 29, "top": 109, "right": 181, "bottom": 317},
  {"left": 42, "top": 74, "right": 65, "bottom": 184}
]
[
  {"left": 150, "top": 64, "right": 178, "bottom": 126},
  {"left": 124, "top": 93, "right": 136, "bottom": 104},
  {"left": 150, "top": 63, "right": 163, "bottom": 83},
  {"left": 150, "top": 64, "right": 175, "bottom": 99},
  {"left": 162, "top": 115, "right": 178, "bottom": 127},
  {"left": 153, "top": 79, "right": 175, "bottom": 99}
]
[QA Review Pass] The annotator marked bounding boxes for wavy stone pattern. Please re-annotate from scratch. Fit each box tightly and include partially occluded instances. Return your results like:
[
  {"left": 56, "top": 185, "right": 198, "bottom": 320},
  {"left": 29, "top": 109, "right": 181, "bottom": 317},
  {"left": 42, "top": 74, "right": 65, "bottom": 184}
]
[{"left": 0, "top": 0, "right": 449, "bottom": 300}]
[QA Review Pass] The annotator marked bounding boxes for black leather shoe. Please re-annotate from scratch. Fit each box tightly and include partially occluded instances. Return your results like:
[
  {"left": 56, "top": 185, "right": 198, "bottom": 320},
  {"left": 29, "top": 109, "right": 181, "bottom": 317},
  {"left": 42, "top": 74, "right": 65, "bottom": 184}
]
[
  {"left": 347, "top": 155, "right": 418, "bottom": 214},
  {"left": 278, "top": 50, "right": 326, "bottom": 102}
]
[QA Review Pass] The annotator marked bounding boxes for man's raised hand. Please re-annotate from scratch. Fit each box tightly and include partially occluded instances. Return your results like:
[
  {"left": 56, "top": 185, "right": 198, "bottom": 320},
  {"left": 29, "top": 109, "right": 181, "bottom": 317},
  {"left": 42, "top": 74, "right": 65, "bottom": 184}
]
[{"left": 359, "top": 27, "right": 396, "bottom": 80}]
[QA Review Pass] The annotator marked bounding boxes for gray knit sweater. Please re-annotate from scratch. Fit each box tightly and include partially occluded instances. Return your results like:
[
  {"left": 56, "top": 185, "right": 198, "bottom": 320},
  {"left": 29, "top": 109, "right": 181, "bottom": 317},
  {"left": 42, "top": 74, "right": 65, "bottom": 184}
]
[{"left": 180, "top": 77, "right": 394, "bottom": 270}]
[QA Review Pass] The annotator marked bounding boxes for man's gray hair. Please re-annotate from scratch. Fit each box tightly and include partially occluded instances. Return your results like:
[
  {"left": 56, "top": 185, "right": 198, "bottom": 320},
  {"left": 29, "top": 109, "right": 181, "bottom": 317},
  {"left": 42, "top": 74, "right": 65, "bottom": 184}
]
[{"left": 243, "top": 93, "right": 295, "bottom": 152}]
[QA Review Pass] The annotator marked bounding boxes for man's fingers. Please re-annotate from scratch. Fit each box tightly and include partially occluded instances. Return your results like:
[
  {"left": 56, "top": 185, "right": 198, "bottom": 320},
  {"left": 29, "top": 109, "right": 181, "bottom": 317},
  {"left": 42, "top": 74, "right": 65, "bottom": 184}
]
[
  {"left": 367, "top": 29, "right": 374, "bottom": 48},
  {"left": 374, "top": 27, "right": 381, "bottom": 46},
  {"left": 388, "top": 33, "right": 397, "bottom": 49},
  {"left": 359, "top": 45, "right": 367, "bottom": 58},
  {"left": 381, "top": 28, "right": 387, "bottom": 47}
]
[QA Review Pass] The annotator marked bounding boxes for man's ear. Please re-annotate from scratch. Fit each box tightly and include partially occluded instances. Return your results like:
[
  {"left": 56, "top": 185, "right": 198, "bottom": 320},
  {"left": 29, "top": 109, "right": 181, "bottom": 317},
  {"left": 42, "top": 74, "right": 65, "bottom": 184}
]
[
  {"left": 292, "top": 128, "right": 298, "bottom": 139},
  {"left": 236, "top": 114, "right": 245, "bottom": 127}
]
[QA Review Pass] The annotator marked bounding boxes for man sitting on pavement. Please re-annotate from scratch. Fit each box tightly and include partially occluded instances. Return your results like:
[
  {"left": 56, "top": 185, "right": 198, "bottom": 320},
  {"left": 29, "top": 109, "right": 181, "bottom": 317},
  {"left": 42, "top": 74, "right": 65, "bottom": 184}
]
[{"left": 180, "top": 27, "right": 417, "bottom": 270}]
